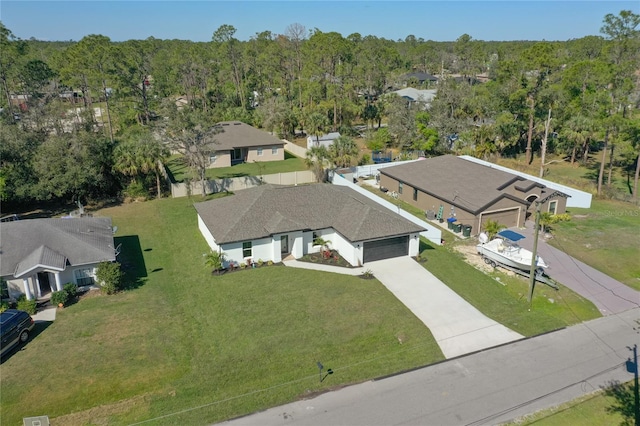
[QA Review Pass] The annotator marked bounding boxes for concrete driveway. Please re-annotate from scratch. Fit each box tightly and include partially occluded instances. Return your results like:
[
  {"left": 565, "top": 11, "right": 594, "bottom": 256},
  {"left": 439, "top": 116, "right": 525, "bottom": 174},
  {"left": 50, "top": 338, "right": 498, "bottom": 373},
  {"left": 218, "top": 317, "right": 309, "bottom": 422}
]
[
  {"left": 365, "top": 257, "right": 523, "bottom": 358},
  {"left": 510, "top": 223, "right": 640, "bottom": 315}
]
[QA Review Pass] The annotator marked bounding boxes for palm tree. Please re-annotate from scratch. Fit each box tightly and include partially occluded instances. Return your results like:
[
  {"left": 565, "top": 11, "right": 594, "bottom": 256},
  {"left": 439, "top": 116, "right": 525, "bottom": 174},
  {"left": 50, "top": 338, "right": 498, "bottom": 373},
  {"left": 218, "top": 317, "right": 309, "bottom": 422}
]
[
  {"left": 205, "top": 250, "right": 226, "bottom": 273},
  {"left": 483, "top": 219, "right": 506, "bottom": 239},
  {"left": 328, "top": 135, "right": 360, "bottom": 168},
  {"left": 137, "top": 135, "right": 169, "bottom": 199},
  {"left": 113, "top": 141, "right": 140, "bottom": 184},
  {"left": 305, "top": 145, "right": 330, "bottom": 182},
  {"left": 305, "top": 111, "right": 329, "bottom": 146}
]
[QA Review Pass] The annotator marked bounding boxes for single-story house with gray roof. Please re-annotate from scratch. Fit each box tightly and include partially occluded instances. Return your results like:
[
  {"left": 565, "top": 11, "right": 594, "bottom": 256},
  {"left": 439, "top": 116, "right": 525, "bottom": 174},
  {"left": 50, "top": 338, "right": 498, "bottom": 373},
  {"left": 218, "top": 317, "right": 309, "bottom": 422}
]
[
  {"left": 0, "top": 217, "right": 117, "bottom": 301},
  {"left": 195, "top": 184, "right": 425, "bottom": 267},
  {"left": 379, "top": 155, "right": 568, "bottom": 235},
  {"left": 208, "top": 121, "right": 285, "bottom": 168},
  {"left": 306, "top": 132, "right": 341, "bottom": 150}
]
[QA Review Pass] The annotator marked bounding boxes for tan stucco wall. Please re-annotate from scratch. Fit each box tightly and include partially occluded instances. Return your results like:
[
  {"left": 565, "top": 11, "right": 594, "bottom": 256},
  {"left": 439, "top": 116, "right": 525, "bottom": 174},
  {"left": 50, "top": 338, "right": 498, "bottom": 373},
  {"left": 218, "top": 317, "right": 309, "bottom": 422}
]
[
  {"left": 208, "top": 151, "right": 232, "bottom": 168},
  {"left": 246, "top": 145, "right": 284, "bottom": 163},
  {"left": 208, "top": 146, "right": 284, "bottom": 169}
]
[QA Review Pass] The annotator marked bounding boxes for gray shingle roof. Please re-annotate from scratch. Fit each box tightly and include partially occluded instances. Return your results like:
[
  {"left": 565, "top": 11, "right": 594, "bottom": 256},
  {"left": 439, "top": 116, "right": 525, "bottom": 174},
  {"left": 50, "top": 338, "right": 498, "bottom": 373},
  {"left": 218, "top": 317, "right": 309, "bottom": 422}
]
[
  {"left": 0, "top": 217, "right": 116, "bottom": 278},
  {"left": 195, "top": 184, "right": 425, "bottom": 244},
  {"left": 212, "top": 121, "right": 285, "bottom": 151},
  {"left": 14, "top": 245, "right": 67, "bottom": 278},
  {"left": 379, "top": 155, "right": 538, "bottom": 214}
]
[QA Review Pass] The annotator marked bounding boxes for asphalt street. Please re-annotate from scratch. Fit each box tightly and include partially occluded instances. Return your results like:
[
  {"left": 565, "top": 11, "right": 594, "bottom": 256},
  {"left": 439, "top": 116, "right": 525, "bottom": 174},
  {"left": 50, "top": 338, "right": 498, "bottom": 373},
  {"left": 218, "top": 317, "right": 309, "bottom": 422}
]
[{"left": 221, "top": 307, "right": 640, "bottom": 426}]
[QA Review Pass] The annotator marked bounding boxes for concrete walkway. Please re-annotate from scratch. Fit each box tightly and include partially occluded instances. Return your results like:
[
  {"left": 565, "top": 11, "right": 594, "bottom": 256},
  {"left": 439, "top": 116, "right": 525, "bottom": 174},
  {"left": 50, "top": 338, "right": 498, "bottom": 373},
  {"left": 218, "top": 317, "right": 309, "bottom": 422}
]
[
  {"left": 510, "top": 222, "right": 640, "bottom": 315},
  {"left": 284, "top": 257, "right": 523, "bottom": 358},
  {"left": 32, "top": 306, "right": 56, "bottom": 322}
]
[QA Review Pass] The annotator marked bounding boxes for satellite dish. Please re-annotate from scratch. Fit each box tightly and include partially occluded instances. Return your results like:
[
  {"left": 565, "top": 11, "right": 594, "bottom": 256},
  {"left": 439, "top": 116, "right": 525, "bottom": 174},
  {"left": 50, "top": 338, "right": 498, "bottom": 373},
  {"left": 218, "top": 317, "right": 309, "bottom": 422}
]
[
  {"left": 112, "top": 225, "right": 118, "bottom": 235},
  {"left": 478, "top": 232, "right": 489, "bottom": 244}
]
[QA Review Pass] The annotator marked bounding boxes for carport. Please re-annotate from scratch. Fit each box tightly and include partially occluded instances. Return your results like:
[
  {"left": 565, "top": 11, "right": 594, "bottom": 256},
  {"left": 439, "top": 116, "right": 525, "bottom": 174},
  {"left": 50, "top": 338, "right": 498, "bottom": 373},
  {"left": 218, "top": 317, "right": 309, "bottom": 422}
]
[{"left": 363, "top": 236, "right": 409, "bottom": 263}]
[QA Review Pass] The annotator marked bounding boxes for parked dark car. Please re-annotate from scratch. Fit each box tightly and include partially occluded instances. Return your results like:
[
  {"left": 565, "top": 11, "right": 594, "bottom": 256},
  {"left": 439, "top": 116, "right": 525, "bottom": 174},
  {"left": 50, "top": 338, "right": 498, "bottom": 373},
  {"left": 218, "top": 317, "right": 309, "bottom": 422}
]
[{"left": 1, "top": 309, "right": 35, "bottom": 357}]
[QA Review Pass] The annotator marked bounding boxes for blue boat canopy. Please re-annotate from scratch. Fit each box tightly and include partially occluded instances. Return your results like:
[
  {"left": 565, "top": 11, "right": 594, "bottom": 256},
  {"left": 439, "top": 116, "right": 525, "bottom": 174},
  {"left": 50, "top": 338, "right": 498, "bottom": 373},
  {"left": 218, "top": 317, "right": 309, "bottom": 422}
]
[{"left": 497, "top": 230, "right": 526, "bottom": 242}]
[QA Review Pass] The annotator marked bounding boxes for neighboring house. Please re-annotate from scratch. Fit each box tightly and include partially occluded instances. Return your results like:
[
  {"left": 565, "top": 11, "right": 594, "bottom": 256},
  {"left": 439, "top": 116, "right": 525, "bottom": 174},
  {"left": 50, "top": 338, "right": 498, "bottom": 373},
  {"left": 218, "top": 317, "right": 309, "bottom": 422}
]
[
  {"left": 389, "top": 88, "right": 437, "bottom": 109},
  {"left": 195, "top": 184, "right": 425, "bottom": 267},
  {"left": 378, "top": 155, "right": 568, "bottom": 234},
  {"left": 0, "top": 217, "right": 117, "bottom": 301},
  {"left": 306, "top": 132, "right": 341, "bottom": 150},
  {"left": 208, "top": 121, "right": 285, "bottom": 168},
  {"left": 401, "top": 72, "right": 439, "bottom": 86}
]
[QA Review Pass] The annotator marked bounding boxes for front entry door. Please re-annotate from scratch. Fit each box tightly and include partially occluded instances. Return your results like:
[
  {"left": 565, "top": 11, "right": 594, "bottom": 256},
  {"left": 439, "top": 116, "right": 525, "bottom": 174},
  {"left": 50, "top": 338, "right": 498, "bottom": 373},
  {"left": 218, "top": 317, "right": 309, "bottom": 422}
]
[
  {"left": 37, "top": 272, "right": 52, "bottom": 297},
  {"left": 280, "top": 235, "right": 289, "bottom": 254}
]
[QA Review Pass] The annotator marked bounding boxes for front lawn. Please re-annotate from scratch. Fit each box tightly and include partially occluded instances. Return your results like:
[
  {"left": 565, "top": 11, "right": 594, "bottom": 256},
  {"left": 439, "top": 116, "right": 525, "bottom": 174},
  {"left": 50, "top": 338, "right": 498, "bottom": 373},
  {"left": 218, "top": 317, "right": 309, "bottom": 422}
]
[
  {"left": 547, "top": 199, "right": 640, "bottom": 291},
  {"left": 0, "top": 196, "right": 442, "bottom": 425},
  {"left": 165, "top": 151, "right": 307, "bottom": 183}
]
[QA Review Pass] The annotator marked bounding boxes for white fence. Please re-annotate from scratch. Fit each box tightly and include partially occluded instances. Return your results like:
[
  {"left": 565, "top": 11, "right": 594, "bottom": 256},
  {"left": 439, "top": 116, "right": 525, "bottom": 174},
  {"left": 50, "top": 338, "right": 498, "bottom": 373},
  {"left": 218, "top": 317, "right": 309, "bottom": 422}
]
[
  {"left": 458, "top": 155, "right": 592, "bottom": 208},
  {"left": 283, "top": 141, "right": 308, "bottom": 158},
  {"left": 169, "top": 170, "right": 315, "bottom": 198},
  {"left": 353, "top": 160, "right": 421, "bottom": 178},
  {"left": 331, "top": 174, "right": 442, "bottom": 246}
]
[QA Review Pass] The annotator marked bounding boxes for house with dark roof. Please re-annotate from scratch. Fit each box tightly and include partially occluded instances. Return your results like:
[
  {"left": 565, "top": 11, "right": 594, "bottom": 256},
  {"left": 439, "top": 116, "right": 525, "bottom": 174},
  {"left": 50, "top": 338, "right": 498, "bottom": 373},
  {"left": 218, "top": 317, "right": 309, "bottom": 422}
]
[
  {"left": 401, "top": 72, "right": 439, "bottom": 86},
  {"left": 379, "top": 155, "right": 568, "bottom": 234},
  {"left": 0, "top": 217, "right": 117, "bottom": 301},
  {"left": 195, "top": 184, "right": 425, "bottom": 267},
  {"left": 208, "top": 121, "right": 285, "bottom": 168}
]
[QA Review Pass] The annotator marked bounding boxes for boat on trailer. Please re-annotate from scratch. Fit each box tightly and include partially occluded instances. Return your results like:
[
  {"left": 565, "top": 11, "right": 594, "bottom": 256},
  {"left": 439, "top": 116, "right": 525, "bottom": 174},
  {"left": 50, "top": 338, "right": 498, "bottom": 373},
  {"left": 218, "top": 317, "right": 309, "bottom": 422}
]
[
  {"left": 476, "top": 230, "right": 548, "bottom": 272},
  {"left": 476, "top": 230, "right": 558, "bottom": 290}
]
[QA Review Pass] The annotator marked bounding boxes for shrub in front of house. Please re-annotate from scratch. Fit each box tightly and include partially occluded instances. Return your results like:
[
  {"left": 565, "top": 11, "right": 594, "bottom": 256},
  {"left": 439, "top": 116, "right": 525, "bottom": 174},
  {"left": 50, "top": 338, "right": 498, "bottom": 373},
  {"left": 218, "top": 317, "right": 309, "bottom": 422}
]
[
  {"left": 16, "top": 295, "right": 37, "bottom": 315},
  {"left": 96, "top": 261, "right": 124, "bottom": 295},
  {"left": 50, "top": 290, "right": 68, "bottom": 307},
  {"left": 0, "top": 300, "right": 9, "bottom": 313},
  {"left": 63, "top": 282, "right": 78, "bottom": 301}
]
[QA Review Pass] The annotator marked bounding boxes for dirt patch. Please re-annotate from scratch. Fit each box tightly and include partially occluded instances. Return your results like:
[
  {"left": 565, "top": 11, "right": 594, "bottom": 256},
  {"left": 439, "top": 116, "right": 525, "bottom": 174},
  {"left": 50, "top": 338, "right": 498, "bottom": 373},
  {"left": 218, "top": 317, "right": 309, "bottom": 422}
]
[
  {"left": 451, "top": 243, "right": 517, "bottom": 278},
  {"left": 50, "top": 391, "right": 160, "bottom": 426}
]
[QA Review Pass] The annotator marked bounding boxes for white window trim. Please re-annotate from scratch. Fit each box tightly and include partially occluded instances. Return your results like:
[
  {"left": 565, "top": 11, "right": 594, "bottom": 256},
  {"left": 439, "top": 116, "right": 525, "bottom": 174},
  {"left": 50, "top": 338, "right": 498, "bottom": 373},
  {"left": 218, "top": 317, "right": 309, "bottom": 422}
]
[{"left": 257, "top": 148, "right": 263, "bottom": 156}]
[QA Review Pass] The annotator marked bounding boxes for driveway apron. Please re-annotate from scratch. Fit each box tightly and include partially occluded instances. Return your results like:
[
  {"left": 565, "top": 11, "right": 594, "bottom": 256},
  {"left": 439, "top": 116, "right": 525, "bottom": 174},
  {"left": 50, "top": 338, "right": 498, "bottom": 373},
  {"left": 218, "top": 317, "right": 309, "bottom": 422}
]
[
  {"left": 365, "top": 257, "right": 523, "bottom": 358},
  {"left": 509, "top": 223, "right": 640, "bottom": 315}
]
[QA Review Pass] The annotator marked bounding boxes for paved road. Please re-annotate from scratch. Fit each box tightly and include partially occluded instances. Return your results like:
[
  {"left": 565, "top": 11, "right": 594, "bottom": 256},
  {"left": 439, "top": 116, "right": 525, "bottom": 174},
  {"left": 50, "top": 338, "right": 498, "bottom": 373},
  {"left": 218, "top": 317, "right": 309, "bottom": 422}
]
[
  {"left": 220, "top": 307, "right": 640, "bottom": 426},
  {"left": 510, "top": 223, "right": 640, "bottom": 315}
]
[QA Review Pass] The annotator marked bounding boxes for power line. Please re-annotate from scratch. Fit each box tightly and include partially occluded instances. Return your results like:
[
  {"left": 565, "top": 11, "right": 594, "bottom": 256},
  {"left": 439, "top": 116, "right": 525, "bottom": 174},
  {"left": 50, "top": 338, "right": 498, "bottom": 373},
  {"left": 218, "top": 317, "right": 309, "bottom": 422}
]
[{"left": 465, "top": 361, "right": 628, "bottom": 426}]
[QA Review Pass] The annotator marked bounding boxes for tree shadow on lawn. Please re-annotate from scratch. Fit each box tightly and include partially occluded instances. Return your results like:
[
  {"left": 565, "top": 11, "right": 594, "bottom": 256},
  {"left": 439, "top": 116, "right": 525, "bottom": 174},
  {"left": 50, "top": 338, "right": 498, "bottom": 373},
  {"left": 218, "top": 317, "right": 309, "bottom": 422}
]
[
  {"left": 602, "top": 379, "right": 638, "bottom": 426},
  {"left": 114, "top": 235, "right": 148, "bottom": 290}
]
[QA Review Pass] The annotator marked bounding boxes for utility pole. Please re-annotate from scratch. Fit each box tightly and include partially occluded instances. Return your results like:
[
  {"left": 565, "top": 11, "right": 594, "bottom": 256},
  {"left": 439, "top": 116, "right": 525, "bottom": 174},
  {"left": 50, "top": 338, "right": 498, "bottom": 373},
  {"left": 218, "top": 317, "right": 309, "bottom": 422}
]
[
  {"left": 539, "top": 108, "right": 552, "bottom": 178},
  {"left": 632, "top": 344, "right": 639, "bottom": 426},
  {"left": 528, "top": 191, "right": 569, "bottom": 308}
]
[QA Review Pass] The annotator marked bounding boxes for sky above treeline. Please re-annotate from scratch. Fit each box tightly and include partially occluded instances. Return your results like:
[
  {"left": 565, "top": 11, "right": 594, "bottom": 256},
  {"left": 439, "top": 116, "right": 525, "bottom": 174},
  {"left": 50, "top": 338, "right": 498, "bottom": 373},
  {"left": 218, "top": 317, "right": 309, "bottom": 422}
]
[{"left": 2, "top": 1, "right": 638, "bottom": 43}]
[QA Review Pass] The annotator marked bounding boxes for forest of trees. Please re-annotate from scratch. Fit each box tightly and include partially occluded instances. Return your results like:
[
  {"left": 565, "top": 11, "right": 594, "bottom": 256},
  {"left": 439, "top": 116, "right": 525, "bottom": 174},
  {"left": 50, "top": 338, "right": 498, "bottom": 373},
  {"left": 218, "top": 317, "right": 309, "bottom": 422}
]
[{"left": 0, "top": 10, "right": 639, "bottom": 208}]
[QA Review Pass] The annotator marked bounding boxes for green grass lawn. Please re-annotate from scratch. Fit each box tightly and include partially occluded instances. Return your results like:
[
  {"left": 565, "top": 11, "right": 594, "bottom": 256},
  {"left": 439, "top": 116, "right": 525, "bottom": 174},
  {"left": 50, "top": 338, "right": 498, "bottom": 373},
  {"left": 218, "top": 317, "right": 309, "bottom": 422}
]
[
  {"left": 504, "top": 381, "right": 635, "bottom": 426},
  {"left": 165, "top": 151, "right": 307, "bottom": 183},
  {"left": 0, "top": 196, "right": 443, "bottom": 425},
  {"left": 547, "top": 199, "right": 640, "bottom": 291}
]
